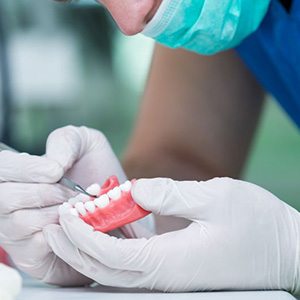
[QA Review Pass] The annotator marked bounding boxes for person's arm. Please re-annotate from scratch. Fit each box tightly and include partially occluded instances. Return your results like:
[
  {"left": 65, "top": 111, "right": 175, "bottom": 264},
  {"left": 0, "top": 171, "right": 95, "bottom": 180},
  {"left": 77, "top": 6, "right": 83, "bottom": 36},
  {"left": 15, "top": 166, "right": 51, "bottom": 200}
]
[
  {"left": 123, "top": 44, "right": 264, "bottom": 180},
  {"left": 123, "top": 44, "right": 265, "bottom": 233}
]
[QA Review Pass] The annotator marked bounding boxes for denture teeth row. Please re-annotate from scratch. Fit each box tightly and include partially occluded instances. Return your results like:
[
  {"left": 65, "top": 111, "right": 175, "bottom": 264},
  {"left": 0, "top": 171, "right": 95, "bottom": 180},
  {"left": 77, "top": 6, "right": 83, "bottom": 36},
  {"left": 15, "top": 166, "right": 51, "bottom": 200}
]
[{"left": 59, "top": 180, "right": 132, "bottom": 217}]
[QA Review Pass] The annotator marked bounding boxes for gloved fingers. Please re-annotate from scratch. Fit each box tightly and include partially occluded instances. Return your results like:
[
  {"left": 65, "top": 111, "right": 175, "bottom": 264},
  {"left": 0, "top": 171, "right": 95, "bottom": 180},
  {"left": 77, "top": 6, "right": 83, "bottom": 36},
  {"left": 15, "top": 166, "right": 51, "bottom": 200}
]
[
  {"left": 46, "top": 126, "right": 109, "bottom": 171},
  {"left": 0, "top": 151, "right": 63, "bottom": 183},
  {"left": 2, "top": 232, "right": 53, "bottom": 275},
  {"left": 120, "top": 218, "right": 155, "bottom": 239},
  {"left": 46, "top": 126, "right": 127, "bottom": 185},
  {"left": 104, "top": 222, "right": 153, "bottom": 240},
  {"left": 41, "top": 254, "right": 93, "bottom": 286},
  {"left": 59, "top": 214, "right": 150, "bottom": 272},
  {"left": 42, "top": 255, "right": 93, "bottom": 286},
  {"left": 132, "top": 177, "right": 238, "bottom": 220},
  {"left": 46, "top": 126, "right": 84, "bottom": 172},
  {"left": 46, "top": 125, "right": 128, "bottom": 190},
  {"left": 2, "top": 231, "right": 91, "bottom": 286},
  {"left": 0, "top": 206, "right": 60, "bottom": 241},
  {"left": 132, "top": 178, "right": 208, "bottom": 220},
  {"left": 0, "top": 182, "right": 73, "bottom": 214},
  {"left": 44, "top": 224, "right": 143, "bottom": 288}
]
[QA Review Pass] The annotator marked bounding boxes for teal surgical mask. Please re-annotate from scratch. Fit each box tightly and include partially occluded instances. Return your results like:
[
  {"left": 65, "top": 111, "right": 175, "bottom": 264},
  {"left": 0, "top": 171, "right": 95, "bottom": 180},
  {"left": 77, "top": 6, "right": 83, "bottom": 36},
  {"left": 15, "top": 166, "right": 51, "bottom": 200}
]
[{"left": 142, "top": 0, "right": 271, "bottom": 55}]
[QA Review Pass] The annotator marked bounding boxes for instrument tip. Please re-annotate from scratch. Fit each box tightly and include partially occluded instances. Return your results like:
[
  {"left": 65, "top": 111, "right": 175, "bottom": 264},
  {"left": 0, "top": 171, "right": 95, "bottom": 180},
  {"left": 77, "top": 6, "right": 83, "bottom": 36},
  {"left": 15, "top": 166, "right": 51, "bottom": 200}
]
[{"left": 75, "top": 185, "right": 97, "bottom": 198}]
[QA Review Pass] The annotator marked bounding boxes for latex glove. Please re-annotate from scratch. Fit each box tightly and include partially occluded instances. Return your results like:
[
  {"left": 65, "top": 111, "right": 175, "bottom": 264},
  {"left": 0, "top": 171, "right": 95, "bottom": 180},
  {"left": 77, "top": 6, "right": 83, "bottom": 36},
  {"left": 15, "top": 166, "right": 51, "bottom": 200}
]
[
  {"left": 0, "top": 149, "right": 88, "bottom": 286},
  {"left": 0, "top": 264, "right": 22, "bottom": 300},
  {"left": 45, "top": 126, "right": 154, "bottom": 238},
  {"left": 44, "top": 177, "right": 300, "bottom": 294},
  {"left": 0, "top": 126, "right": 147, "bottom": 286},
  {"left": 45, "top": 126, "right": 127, "bottom": 189}
]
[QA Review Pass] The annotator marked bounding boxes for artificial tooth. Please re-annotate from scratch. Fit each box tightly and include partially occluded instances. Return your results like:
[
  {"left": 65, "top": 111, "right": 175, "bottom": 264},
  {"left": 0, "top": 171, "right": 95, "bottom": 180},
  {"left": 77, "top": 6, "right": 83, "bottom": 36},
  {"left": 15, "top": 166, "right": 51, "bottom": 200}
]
[
  {"left": 68, "top": 197, "right": 80, "bottom": 206},
  {"left": 76, "top": 194, "right": 90, "bottom": 203},
  {"left": 59, "top": 202, "right": 72, "bottom": 215},
  {"left": 120, "top": 180, "right": 132, "bottom": 192},
  {"left": 85, "top": 201, "right": 96, "bottom": 213},
  {"left": 107, "top": 187, "right": 121, "bottom": 201},
  {"left": 75, "top": 202, "right": 87, "bottom": 216},
  {"left": 86, "top": 183, "right": 101, "bottom": 197},
  {"left": 70, "top": 208, "right": 79, "bottom": 217},
  {"left": 94, "top": 195, "right": 110, "bottom": 208}
]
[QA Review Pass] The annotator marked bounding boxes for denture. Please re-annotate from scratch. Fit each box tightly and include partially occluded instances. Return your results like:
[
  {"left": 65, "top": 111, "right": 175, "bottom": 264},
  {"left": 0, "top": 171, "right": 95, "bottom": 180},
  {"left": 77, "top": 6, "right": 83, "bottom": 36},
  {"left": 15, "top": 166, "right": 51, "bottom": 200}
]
[
  {"left": 0, "top": 248, "right": 9, "bottom": 265},
  {"left": 59, "top": 176, "right": 150, "bottom": 233}
]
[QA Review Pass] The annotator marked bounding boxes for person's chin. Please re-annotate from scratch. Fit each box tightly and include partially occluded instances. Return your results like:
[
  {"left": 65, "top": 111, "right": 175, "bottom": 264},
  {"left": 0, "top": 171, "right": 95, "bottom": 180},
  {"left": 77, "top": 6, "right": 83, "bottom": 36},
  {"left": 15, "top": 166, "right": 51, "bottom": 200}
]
[{"left": 101, "top": 0, "right": 163, "bottom": 36}]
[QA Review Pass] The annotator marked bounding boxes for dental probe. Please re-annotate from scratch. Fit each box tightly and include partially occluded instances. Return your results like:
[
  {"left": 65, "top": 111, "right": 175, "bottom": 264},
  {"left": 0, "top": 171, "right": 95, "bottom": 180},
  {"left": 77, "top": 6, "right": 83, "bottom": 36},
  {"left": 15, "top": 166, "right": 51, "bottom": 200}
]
[{"left": 0, "top": 142, "right": 96, "bottom": 198}]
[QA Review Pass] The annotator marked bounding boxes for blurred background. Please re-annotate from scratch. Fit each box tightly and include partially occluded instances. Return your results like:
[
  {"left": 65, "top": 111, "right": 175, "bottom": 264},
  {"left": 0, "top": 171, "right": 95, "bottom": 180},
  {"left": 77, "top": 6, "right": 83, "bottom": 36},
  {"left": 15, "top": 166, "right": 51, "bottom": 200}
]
[{"left": 0, "top": 1, "right": 299, "bottom": 209}]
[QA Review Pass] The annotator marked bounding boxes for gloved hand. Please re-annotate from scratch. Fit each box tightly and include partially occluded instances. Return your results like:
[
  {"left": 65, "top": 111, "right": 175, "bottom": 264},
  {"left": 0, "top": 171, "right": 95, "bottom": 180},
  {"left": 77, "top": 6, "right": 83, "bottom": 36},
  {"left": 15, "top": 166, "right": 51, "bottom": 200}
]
[
  {"left": 0, "top": 148, "right": 85, "bottom": 285},
  {"left": 45, "top": 177, "right": 300, "bottom": 294},
  {"left": 0, "top": 126, "right": 149, "bottom": 286},
  {"left": 46, "top": 126, "right": 153, "bottom": 239}
]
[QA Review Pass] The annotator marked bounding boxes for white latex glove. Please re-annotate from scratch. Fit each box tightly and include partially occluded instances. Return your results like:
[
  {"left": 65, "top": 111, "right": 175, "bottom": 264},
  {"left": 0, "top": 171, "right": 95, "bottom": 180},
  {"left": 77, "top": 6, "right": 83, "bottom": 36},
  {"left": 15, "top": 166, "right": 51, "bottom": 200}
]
[
  {"left": 44, "top": 177, "right": 300, "bottom": 294},
  {"left": 0, "top": 126, "right": 149, "bottom": 286},
  {"left": 0, "top": 264, "right": 22, "bottom": 300},
  {"left": 0, "top": 149, "right": 86, "bottom": 285},
  {"left": 45, "top": 126, "right": 153, "bottom": 238}
]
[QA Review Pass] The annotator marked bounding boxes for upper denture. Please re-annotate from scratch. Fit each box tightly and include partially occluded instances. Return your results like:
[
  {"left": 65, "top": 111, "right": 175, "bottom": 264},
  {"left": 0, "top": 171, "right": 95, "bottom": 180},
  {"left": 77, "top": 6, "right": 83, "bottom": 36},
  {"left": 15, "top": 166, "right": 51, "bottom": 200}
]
[{"left": 60, "top": 176, "right": 150, "bottom": 233}]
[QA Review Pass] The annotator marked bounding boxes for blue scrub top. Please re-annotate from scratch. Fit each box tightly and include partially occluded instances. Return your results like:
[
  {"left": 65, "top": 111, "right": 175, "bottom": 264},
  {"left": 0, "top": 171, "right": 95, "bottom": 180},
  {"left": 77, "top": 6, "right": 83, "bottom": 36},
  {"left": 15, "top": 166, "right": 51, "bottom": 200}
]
[{"left": 236, "top": 0, "right": 300, "bottom": 129}]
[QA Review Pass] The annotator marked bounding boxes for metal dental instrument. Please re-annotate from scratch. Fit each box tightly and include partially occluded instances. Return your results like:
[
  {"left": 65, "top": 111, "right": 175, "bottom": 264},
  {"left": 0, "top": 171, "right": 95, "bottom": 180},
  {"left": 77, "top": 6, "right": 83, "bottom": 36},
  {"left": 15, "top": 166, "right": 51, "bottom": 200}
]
[{"left": 0, "top": 142, "right": 96, "bottom": 197}]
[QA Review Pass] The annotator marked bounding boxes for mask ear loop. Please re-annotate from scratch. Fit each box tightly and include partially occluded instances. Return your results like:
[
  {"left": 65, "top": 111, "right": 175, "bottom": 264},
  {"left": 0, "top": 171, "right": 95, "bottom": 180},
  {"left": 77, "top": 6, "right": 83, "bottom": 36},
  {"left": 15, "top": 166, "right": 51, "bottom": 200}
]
[{"left": 141, "top": 0, "right": 178, "bottom": 37}]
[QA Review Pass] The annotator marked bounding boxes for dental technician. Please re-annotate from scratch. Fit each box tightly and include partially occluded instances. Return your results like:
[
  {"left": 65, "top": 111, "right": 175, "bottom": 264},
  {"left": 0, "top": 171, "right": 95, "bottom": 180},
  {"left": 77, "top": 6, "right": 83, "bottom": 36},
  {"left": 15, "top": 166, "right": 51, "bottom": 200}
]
[{"left": 0, "top": 0, "right": 300, "bottom": 294}]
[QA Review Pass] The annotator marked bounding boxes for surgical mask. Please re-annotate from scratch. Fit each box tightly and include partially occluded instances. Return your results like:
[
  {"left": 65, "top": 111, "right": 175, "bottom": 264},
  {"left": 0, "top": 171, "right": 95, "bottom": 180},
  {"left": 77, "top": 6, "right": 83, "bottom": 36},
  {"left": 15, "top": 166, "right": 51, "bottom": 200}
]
[{"left": 142, "top": 0, "right": 271, "bottom": 55}]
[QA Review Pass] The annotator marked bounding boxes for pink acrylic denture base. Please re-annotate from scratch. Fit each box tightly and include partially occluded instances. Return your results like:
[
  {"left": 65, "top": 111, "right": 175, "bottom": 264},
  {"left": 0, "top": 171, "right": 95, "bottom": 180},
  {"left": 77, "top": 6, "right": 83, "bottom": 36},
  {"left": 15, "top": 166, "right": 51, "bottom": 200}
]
[
  {"left": 0, "top": 247, "right": 9, "bottom": 265},
  {"left": 81, "top": 176, "right": 150, "bottom": 233}
]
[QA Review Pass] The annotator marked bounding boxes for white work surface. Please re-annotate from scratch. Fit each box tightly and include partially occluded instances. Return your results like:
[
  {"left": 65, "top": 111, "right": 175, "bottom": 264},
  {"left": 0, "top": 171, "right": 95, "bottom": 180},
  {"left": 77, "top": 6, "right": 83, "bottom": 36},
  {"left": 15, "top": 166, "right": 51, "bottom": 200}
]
[{"left": 17, "top": 279, "right": 297, "bottom": 300}]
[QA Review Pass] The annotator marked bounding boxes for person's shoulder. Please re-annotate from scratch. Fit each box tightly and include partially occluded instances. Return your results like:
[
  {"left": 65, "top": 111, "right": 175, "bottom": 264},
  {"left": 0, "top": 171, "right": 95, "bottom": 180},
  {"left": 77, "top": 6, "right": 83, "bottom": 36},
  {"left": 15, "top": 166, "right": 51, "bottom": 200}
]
[{"left": 279, "top": 0, "right": 293, "bottom": 12}]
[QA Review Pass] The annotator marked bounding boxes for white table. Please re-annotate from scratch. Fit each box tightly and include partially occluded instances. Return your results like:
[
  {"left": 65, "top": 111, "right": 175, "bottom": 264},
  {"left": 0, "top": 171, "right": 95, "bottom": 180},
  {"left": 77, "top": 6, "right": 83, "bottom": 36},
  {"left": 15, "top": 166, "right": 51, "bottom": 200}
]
[{"left": 17, "top": 280, "right": 297, "bottom": 300}]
